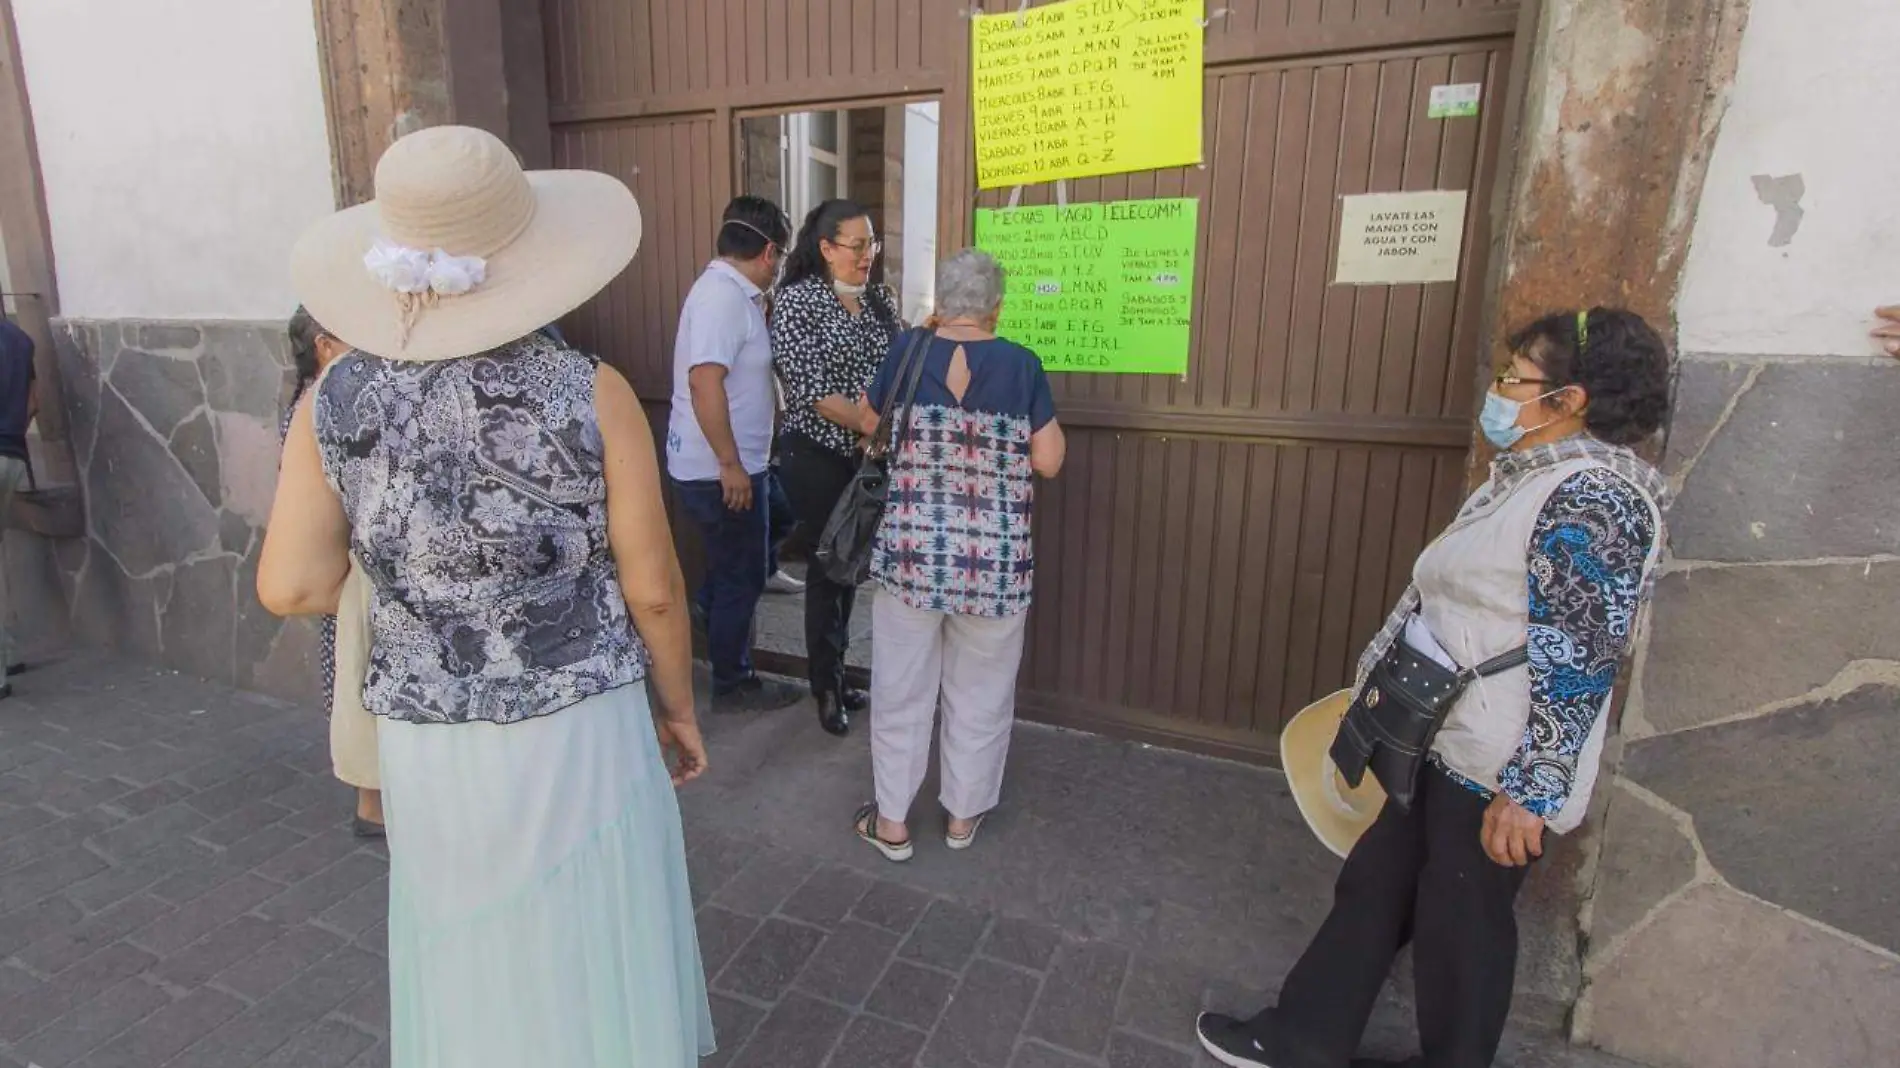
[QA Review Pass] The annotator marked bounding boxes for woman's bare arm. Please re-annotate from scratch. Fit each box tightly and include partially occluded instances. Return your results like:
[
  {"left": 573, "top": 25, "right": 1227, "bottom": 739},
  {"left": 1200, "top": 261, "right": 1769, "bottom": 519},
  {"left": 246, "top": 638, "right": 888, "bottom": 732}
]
[
  {"left": 815, "top": 394, "right": 869, "bottom": 431},
  {"left": 1030, "top": 420, "right": 1066, "bottom": 478},
  {"left": 596, "top": 363, "right": 696, "bottom": 724},
  {"left": 257, "top": 394, "right": 352, "bottom": 616}
]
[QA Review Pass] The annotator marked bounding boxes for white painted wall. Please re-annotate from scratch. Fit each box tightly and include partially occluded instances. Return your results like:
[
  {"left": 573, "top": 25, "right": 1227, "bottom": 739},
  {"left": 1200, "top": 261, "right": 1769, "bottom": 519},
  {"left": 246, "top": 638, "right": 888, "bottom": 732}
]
[
  {"left": 1677, "top": 0, "right": 1900, "bottom": 358},
  {"left": 902, "top": 102, "right": 940, "bottom": 323},
  {"left": 12, "top": 0, "right": 336, "bottom": 321}
]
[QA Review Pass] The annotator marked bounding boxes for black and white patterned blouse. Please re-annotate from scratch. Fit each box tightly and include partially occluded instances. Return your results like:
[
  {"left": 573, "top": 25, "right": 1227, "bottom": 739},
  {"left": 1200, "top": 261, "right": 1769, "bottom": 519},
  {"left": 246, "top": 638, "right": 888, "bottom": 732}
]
[
  {"left": 769, "top": 276, "right": 902, "bottom": 456},
  {"left": 313, "top": 334, "right": 647, "bottom": 726}
]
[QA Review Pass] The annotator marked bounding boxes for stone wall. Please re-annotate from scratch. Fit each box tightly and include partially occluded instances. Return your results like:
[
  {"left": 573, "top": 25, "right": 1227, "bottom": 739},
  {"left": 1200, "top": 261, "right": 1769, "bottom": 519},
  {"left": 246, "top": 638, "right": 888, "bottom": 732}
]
[
  {"left": 22, "top": 318, "right": 325, "bottom": 704},
  {"left": 1560, "top": 0, "right": 1900, "bottom": 1063},
  {"left": 1572, "top": 357, "right": 1900, "bottom": 1067}
]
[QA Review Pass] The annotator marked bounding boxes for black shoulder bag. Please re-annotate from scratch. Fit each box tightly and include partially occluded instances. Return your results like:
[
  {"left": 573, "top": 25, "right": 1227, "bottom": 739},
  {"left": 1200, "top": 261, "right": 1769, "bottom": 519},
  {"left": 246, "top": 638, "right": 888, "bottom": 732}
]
[
  {"left": 1328, "top": 634, "right": 1528, "bottom": 810},
  {"left": 812, "top": 328, "right": 932, "bottom": 586}
]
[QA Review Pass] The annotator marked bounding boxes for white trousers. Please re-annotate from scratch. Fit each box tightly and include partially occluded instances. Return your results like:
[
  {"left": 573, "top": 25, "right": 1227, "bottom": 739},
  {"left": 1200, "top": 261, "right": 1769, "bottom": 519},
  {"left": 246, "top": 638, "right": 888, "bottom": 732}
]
[{"left": 870, "top": 591, "right": 1028, "bottom": 822}]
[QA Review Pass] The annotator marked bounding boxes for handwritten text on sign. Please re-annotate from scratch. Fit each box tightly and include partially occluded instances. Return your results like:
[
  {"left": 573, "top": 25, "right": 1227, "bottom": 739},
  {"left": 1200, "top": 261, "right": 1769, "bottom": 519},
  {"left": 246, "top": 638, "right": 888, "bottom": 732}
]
[
  {"left": 975, "top": 198, "right": 1198, "bottom": 375},
  {"left": 1333, "top": 191, "right": 1470, "bottom": 286},
  {"left": 972, "top": 0, "right": 1203, "bottom": 189}
]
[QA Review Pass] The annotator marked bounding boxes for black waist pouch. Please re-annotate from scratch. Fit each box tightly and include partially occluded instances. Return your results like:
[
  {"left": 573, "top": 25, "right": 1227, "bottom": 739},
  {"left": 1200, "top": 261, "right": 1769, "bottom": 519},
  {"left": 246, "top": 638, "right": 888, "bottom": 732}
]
[{"left": 1330, "top": 636, "right": 1527, "bottom": 811}]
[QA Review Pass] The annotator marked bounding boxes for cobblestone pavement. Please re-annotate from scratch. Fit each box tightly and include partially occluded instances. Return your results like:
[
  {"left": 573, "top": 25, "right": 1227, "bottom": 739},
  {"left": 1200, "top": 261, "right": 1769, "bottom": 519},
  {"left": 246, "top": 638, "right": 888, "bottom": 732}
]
[
  {"left": 0, "top": 654, "right": 386, "bottom": 1068},
  {"left": 0, "top": 650, "right": 1643, "bottom": 1068},
  {"left": 753, "top": 573, "right": 874, "bottom": 671}
]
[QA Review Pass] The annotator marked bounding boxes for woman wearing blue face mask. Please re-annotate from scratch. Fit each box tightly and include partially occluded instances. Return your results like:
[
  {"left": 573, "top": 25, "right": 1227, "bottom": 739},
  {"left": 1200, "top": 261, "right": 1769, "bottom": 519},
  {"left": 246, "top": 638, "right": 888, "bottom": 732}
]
[{"left": 1198, "top": 307, "right": 1674, "bottom": 1068}]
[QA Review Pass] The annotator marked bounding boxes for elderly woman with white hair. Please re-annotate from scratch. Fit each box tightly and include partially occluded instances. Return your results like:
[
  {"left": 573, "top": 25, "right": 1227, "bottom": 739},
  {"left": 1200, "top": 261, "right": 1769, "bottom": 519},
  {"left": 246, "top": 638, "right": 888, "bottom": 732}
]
[{"left": 850, "top": 248, "right": 1066, "bottom": 861}]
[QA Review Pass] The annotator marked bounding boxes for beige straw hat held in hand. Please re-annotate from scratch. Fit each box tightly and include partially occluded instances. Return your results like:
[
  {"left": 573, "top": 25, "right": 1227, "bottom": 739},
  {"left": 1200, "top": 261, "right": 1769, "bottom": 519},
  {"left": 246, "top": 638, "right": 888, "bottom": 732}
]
[
  {"left": 1281, "top": 689, "right": 1388, "bottom": 859},
  {"left": 290, "top": 125, "right": 643, "bottom": 363}
]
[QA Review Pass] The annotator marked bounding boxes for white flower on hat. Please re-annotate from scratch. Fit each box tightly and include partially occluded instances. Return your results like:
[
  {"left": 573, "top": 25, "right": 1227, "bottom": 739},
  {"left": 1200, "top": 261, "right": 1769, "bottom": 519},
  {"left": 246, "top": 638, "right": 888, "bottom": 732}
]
[
  {"left": 363, "top": 240, "right": 488, "bottom": 298},
  {"left": 426, "top": 251, "right": 487, "bottom": 297},
  {"left": 363, "top": 241, "right": 435, "bottom": 295},
  {"left": 363, "top": 239, "right": 491, "bottom": 345}
]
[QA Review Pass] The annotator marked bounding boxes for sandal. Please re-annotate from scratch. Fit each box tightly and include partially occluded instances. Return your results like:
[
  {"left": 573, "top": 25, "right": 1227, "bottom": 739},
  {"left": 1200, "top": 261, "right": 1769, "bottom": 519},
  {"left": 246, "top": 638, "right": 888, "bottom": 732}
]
[
  {"left": 945, "top": 812, "right": 988, "bottom": 851},
  {"left": 853, "top": 803, "right": 913, "bottom": 863}
]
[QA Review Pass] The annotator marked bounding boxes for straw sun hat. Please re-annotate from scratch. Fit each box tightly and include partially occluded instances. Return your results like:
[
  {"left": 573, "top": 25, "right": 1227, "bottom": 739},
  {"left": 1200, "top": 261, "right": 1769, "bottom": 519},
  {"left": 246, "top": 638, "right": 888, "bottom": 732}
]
[
  {"left": 291, "top": 125, "right": 642, "bottom": 363},
  {"left": 1281, "top": 689, "right": 1388, "bottom": 859}
]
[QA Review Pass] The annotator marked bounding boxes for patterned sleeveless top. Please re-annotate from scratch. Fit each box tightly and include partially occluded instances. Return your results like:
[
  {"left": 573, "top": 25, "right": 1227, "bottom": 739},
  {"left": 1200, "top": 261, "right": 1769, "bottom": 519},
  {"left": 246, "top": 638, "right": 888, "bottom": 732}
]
[{"left": 313, "top": 334, "right": 647, "bottom": 725}]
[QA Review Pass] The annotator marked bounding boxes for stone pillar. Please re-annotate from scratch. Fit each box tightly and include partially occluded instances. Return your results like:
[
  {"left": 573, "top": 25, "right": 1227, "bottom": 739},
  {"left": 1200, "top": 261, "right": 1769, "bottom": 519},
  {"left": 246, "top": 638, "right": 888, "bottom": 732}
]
[
  {"left": 312, "top": 0, "right": 546, "bottom": 206},
  {"left": 1487, "top": 0, "right": 1748, "bottom": 344},
  {"left": 0, "top": 0, "right": 76, "bottom": 494},
  {"left": 1470, "top": 0, "right": 1754, "bottom": 1031}
]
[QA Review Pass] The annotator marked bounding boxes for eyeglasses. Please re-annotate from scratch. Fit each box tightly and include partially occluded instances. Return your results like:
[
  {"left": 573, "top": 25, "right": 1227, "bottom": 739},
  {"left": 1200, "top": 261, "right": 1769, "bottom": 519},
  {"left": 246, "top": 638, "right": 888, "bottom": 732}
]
[
  {"left": 827, "top": 238, "right": 881, "bottom": 260},
  {"left": 1492, "top": 372, "right": 1557, "bottom": 390}
]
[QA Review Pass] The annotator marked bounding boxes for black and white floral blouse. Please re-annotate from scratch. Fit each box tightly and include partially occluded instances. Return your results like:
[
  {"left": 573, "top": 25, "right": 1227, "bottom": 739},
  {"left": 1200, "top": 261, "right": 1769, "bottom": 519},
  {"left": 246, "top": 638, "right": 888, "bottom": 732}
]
[
  {"left": 769, "top": 276, "right": 902, "bottom": 457},
  {"left": 313, "top": 334, "right": 647, "bottom": 725}
]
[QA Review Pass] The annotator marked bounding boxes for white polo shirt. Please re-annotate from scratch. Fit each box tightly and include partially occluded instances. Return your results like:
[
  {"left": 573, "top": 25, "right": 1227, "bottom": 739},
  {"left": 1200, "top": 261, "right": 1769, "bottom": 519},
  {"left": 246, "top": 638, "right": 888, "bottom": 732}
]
[{"left": 666, "top": 260, "right": 775, "bottom": 481}]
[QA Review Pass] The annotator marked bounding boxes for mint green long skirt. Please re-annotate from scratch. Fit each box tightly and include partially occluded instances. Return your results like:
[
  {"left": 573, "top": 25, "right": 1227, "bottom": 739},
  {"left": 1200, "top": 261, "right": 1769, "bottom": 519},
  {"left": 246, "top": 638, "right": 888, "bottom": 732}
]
[{"left": 378, "top": 685, "right": 715, "bottom": 1067}]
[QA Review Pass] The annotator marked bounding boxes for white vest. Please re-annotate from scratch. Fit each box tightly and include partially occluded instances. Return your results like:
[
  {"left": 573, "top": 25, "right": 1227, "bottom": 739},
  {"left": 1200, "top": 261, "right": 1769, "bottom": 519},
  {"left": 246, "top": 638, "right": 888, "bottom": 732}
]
[{"left": 1415, "top": 458, "right": 1663, "bottom": 835}]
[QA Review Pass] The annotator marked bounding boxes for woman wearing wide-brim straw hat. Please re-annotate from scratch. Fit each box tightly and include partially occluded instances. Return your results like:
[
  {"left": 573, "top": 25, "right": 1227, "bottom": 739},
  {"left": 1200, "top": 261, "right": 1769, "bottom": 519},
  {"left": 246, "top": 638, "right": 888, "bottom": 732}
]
[{"left": 258, "top": 125, "right": 714, "bottom": 1066}]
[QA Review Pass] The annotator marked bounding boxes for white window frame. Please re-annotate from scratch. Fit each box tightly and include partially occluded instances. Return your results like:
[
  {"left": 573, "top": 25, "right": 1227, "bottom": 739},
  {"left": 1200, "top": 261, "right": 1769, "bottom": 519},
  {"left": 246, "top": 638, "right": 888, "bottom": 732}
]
[{"left": 782, "top": 111, "right": 850, "bottom": 227}]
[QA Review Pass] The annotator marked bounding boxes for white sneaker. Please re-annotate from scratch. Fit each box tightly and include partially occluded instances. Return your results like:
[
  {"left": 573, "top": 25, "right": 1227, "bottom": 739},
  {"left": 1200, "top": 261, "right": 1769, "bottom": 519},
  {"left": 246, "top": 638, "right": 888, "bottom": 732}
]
[{"left": 766, "top": 569, "right": 807, "bottom": 594}]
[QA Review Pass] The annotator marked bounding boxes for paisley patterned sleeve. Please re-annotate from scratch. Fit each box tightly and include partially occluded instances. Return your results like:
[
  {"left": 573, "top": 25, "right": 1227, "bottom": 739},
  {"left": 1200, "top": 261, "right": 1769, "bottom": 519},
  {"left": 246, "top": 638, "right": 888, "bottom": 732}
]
[{"left": 1499, "top": 468, "right": 1657, "bottom": 818}]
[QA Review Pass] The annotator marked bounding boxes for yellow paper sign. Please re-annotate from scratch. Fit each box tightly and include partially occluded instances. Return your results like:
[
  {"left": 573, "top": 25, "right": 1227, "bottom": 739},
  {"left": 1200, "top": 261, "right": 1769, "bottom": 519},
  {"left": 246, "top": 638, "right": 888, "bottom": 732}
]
[{"left": 973, "top": 0, "right": 1204, "bottom": 190}]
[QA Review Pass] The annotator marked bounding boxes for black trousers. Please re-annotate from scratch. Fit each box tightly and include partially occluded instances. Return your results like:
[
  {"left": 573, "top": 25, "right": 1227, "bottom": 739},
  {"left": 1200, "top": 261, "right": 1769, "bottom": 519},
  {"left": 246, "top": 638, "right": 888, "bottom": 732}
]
[
  {"left": 1246, "top": 766, "right": 1531, "bottom": 1068},
  {"left": 775, "top": 432, "right": 860, "bottom": 699}
]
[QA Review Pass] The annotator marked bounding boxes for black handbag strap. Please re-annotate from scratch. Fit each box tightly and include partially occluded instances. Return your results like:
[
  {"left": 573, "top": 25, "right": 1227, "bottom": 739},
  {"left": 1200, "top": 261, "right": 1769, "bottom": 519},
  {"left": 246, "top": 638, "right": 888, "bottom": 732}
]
[
  {"left": 870, "top": 328, "right": 932, "bottom": 457},
  {"left": 1462, "top": 645, "right": 1529, "bottom": 681}
]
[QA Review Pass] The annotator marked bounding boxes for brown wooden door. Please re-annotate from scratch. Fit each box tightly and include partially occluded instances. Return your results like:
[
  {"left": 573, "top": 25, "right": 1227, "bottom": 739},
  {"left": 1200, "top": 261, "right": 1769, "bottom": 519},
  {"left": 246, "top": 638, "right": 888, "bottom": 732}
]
[{"left": 538, "top": 0, "right": 1519, "bottom": 763}]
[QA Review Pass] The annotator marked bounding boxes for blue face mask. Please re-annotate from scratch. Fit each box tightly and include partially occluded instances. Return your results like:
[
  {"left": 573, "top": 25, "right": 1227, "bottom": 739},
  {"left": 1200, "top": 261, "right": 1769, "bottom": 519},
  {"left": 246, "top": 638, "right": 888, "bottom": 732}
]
[{"left": 1480, "top": 388, "right": 1562, "bottom": 449}]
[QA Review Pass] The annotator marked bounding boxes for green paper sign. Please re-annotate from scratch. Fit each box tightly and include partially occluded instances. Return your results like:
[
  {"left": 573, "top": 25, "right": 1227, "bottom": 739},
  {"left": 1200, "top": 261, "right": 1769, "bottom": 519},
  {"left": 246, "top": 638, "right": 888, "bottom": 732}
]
[{"left": 974, "top": 197, "right": 1198, "bottom": 375}]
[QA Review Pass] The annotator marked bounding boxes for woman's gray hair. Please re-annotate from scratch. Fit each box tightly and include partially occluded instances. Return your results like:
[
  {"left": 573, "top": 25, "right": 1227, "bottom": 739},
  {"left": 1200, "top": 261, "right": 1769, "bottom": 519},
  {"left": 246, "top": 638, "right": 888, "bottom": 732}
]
[{"left": 934, "top": 248, "right": 1006, "bottom": 320}]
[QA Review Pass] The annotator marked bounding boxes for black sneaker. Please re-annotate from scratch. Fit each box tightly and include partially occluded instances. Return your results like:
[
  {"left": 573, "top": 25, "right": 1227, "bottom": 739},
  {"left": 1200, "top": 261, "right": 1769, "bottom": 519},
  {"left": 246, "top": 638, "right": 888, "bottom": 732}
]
[
  {"left": 712, "top": 675, "right": 803, "bottom": 713},
  {"left": 1197, "top": 1012, "right": 1274, "bottom": 1068}
]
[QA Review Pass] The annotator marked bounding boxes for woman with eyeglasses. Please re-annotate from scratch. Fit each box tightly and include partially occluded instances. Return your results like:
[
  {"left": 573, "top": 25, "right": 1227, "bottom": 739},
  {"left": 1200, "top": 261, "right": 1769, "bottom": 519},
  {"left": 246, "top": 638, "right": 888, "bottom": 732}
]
[
  {"left": 1197, "top": 308, "right": 1674, "bottom": 1068},
  {"left": 770, "top": 199, "right": 902, "bottom": 737}
]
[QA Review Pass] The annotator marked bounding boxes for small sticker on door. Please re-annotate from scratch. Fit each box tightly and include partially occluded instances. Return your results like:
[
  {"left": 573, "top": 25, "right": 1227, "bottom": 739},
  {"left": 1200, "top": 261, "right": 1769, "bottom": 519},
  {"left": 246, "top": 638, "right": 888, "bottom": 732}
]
[{"left": 1428, "top": 83, "right": 1482, "bottom": 119}]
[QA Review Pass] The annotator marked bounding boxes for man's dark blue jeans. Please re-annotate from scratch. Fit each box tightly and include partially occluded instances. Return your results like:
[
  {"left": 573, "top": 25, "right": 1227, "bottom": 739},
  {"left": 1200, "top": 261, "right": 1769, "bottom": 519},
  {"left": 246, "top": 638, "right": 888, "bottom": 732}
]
[
  {"left": 765, "top": 467, "right": 797, "bottom": 576},
  {"left": 673, "top": 473, "right": 769, "bottom": 693}
]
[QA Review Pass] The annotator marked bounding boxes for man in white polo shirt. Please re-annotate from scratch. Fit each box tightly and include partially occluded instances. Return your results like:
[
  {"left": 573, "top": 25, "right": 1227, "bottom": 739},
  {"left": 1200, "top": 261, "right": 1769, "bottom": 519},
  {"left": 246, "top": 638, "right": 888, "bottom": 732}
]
[{"left": 668, "top": 196, "right": 802, "bottom": 711}]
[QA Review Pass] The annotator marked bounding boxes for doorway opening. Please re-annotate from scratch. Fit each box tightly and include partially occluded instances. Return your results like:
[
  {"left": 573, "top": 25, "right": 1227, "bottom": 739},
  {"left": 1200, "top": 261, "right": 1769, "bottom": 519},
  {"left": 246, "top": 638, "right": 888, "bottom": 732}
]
[{"left": 736, "top": 100, "right": 941, "bottom": 674}]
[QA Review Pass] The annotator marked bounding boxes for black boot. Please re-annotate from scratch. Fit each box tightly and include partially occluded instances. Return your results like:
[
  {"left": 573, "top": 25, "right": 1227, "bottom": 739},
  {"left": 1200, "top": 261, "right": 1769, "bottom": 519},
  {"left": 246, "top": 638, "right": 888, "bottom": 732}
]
[{"left": 814, "top": 691, "right": 851, "bottom": 736}]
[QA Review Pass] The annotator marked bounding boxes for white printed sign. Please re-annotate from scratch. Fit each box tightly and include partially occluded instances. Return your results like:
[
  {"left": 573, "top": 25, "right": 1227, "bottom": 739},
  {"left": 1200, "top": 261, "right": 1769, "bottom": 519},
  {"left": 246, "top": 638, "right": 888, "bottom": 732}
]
[{"left": 1333, "top": 191, "right": 1469, "bottom": 286}]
